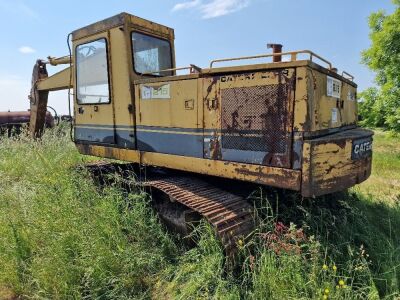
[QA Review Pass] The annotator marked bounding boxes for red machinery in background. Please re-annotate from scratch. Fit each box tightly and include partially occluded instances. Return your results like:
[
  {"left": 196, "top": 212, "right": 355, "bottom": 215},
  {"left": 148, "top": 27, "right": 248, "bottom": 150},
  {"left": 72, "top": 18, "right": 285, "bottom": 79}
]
[{"left": 0, "top": 111, "right": 55, "bottom": 137}]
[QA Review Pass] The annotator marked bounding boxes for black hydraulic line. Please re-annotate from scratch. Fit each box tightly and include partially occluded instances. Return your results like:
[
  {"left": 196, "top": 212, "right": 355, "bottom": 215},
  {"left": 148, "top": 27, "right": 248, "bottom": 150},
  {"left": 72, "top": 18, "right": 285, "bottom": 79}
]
[{"left": 67, "top": 32, "right": 74, "bottom": 142}]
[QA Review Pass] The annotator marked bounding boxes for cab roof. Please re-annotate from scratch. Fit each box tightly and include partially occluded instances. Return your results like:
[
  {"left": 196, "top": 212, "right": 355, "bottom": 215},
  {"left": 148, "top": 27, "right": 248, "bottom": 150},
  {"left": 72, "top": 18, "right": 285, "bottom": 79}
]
[{"left": 72, "top": 12, "right": 174, "bottom": 41}]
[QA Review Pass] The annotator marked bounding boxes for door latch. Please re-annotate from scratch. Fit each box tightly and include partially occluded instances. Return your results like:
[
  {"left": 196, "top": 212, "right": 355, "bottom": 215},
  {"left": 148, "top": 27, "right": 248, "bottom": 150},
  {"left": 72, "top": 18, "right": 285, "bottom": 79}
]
[
  {"left": 185, "top": 99, "right": 194, "bottom": 110},
  {"left": 207, "top": 98, "right": 218, "bottom": 110},
  {"left": 128, "top": 104, "right": 134, "bottom": 114}
]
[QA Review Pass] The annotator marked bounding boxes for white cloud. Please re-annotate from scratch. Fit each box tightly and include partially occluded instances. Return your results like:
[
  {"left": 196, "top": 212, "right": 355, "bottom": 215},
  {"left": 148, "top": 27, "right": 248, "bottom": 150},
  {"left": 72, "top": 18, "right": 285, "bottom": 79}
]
[
  {"left": 172, "top": 0, "right": 250, "bottom": 18},
  {"left": 172, "top": 0, "right": 202, "bottom": 12},
  {"left": 0, "top": 0, "right": 39, "bottom": 20},
  {"left": 18, "top": 46, "right": 36, "bottom": 54},
  {"left": 201, "top": 0, "right": 250, "bottom": 18}
]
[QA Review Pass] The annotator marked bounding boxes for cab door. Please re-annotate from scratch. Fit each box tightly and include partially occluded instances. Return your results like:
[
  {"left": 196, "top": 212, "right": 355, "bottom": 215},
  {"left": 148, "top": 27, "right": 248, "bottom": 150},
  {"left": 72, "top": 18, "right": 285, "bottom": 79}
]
[
  {"left": 74, "top": 33, "right": 116, "bottom": 145},
  {"left": 131, "top": 31, "right": 203, "bottom": 158},
  {"left": 134, "top": 79, "right": 202, "bottom": 157}
]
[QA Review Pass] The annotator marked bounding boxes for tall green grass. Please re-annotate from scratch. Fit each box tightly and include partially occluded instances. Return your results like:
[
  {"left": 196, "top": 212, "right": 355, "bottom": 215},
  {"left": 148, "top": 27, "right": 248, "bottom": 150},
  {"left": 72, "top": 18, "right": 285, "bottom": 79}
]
[
  {"left": 355, "top": 129, "right": 400, "bottom": 202},
  {"left": 0, "top": 128, "right": 177, "bottom": 299},
  {"left": 0, "top": 127, "right": 399, "bottom": 299},
  {"left": 156, "top": 190, "right": 399, "bottom": 299}
]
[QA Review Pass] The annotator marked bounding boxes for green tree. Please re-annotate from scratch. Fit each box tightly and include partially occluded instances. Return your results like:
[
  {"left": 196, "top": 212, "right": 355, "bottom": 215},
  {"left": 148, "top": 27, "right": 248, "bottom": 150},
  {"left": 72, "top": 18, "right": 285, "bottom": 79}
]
[
  {"left": 358, "top": 87, "right": 384, "bottom": 128},
  {"left": 361, "top": 0, "right": 400, "bottom": 132}
]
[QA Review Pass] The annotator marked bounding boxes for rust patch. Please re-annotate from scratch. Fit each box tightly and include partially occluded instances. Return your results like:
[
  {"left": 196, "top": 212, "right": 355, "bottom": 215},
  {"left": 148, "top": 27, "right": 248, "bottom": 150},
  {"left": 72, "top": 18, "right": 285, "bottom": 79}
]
[
  {"left": 309, "top": 161, "right": 371, "bottom": 197},
  {"left": 105, "top": 146, "right": 114, "bottom": 158},
  {"left": 204, "top": 76, "right": 219, "bottom": 107},
  {"left": 311, "top": 139, "right": 347, "bottom": 149},
  {"left": 210, "top": 134, "right": 222, "bottom": 160},
  {"left": 235, "top": 166, "right": 301, "bottom": 191},
  {"left": 294, "top": 94, "right": 310, "bottom": 132},
  {"left": 302, "top": 153, "right": 372, "bottom": 197}
]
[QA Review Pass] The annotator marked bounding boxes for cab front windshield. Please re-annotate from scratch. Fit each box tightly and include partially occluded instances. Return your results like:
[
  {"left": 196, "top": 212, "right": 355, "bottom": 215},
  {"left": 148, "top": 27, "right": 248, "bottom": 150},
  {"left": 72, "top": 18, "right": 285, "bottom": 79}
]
[{"left": 76, "top": 39, "right": 110, "bottom": 104}]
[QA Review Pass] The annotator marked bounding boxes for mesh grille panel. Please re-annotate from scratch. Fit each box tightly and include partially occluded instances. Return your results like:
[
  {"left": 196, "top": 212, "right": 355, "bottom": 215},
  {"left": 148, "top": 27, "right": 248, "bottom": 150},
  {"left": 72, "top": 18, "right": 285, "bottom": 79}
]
[{"left": 221, "top": 82, "right": 291, "bottom": 154}]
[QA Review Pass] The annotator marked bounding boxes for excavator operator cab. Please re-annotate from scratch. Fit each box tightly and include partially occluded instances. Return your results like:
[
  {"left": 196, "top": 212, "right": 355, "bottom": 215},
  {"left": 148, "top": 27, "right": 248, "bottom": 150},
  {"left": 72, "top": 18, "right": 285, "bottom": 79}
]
[{"left": 69, "top": 13, "right": 176, "bottom": 147}]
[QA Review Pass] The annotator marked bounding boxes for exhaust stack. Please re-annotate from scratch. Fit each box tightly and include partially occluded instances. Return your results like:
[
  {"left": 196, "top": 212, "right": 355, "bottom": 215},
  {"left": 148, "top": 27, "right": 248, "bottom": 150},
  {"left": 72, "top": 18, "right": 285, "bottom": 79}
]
[{"left": 267, "top": 43, "right": 283, "bottom": 62}]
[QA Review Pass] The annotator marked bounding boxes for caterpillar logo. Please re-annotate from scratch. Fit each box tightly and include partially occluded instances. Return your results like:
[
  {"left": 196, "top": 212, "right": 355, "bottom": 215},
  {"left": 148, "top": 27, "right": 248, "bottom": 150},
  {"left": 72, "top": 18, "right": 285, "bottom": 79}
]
[{"left": 352, "top": 139, "right": 373, "bottom": 160}]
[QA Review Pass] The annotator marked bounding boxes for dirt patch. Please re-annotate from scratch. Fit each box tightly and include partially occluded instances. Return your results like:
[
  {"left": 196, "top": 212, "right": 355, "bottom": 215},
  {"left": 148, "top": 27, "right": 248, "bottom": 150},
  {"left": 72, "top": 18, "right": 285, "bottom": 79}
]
[{"left": 0, "top": 287, "right": 18, "bottom": 300}]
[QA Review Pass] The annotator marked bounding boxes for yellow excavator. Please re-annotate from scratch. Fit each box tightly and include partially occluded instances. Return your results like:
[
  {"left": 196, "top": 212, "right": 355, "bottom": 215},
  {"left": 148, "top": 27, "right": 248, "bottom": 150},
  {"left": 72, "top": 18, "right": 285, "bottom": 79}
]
[{"left": 29, "top": 12, "right": 373, "bottom": 252}]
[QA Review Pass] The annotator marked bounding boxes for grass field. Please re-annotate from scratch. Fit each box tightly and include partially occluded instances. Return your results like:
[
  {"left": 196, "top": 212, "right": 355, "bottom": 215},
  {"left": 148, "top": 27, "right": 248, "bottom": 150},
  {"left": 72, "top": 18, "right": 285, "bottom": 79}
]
[
  {"left": 355, "top": 130, "right": 400, "bottom": 204},
  {"left": 0, "top": 126, "right": 399, "bottom": 299}
]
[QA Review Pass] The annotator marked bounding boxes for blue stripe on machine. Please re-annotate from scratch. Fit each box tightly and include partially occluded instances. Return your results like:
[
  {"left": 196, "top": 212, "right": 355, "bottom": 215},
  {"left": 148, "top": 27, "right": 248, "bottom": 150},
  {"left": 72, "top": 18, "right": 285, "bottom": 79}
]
[
  {"left": 137, "top": 125, "right": 204, "bottom": 134},
  {"left": 75, "top": 124, "right": 215, "bottom": 134},
  {"left": 74, "top": 124, "right": 273, "bottom": 136},
  {"left": 74, "top": 125, "right": 280, "bottom": 162},
  {"left": 74, "top": 127, "right": 136, "bottom": 148},
  {"left": 137, "top": 130, "right": 203, "bottom": 157},
  {"left": 75, "top": 127, "right": 115, "bottom": 144},
  {"left": 74, "top": 126, "right": 203, "bottom": 157}
]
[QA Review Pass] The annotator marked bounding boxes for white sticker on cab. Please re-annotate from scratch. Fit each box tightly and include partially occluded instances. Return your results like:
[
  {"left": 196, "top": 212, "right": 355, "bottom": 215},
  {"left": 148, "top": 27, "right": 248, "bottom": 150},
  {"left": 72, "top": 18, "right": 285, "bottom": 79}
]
[
  {"left": 331, "top": 108, "right": 338, "bottom": 123},
  {"left": 141, "top": 84, "right": 171, "bottom": 100},
  {"left": 327, "top": 76, "right": 342, "bottom": 98}
]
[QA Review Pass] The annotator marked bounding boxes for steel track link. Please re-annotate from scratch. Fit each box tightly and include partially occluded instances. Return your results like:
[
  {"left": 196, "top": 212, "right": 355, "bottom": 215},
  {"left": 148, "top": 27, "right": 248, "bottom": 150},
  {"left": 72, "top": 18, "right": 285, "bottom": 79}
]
[
  {"left": 83, "top": 161, "right": 256, "bottom": 253},
  {"left": 143, "top": 176, "right": 256, "bottom": 252}
]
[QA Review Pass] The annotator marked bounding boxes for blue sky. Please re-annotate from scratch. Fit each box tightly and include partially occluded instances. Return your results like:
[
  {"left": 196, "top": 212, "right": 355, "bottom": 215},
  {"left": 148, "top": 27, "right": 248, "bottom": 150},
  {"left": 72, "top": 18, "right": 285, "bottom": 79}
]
[{"left": 0, "top": 0, "right": 395, "bottom": 114}]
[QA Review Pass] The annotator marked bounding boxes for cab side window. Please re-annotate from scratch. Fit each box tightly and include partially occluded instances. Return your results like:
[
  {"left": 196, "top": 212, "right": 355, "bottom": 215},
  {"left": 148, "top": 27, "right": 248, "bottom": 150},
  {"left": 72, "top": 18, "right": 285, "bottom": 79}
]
[{"left": 132, "top": 32, "right": 172, "bottom": 76}]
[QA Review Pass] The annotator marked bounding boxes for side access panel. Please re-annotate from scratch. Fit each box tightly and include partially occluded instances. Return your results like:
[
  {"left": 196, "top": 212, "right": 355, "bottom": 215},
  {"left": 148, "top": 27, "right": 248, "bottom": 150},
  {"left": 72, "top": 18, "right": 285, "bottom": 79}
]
[{"left": 203, "top": 69, "right": 296, "bottom": 168}]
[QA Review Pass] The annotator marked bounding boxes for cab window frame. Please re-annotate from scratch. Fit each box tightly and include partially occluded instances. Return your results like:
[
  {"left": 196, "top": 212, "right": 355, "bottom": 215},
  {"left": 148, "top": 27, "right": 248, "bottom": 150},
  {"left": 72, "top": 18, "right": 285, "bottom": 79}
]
[
  {"left": 75, "top": 37, "right": 112, "bottom": 105},
  {"left": 130, "top": 31, "right": 173, "bottom": 77}
]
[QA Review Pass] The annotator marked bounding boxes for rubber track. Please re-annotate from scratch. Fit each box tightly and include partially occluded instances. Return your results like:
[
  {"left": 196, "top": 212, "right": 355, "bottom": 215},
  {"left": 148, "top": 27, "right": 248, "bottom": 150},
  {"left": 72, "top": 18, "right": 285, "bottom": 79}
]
[{"left": 143, "top": 176, "right": 256, "bottom": 252}]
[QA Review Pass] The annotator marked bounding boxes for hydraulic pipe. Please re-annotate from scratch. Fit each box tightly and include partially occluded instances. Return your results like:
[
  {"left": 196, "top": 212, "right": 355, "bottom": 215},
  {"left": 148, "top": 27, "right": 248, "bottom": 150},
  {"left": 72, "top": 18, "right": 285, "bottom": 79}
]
[{"left": 46, "top": 55, "right": 72, "bottom": 66}]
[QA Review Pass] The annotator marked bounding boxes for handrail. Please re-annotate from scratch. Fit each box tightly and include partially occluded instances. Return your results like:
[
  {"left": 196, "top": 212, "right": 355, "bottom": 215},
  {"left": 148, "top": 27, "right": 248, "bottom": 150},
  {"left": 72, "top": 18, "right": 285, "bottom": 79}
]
[
  {"left": 209, "top": 50, "right": 333, "bottom": 70},
  {"left": 341, "top": 71, "right": 355, "bottom": 81}
]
